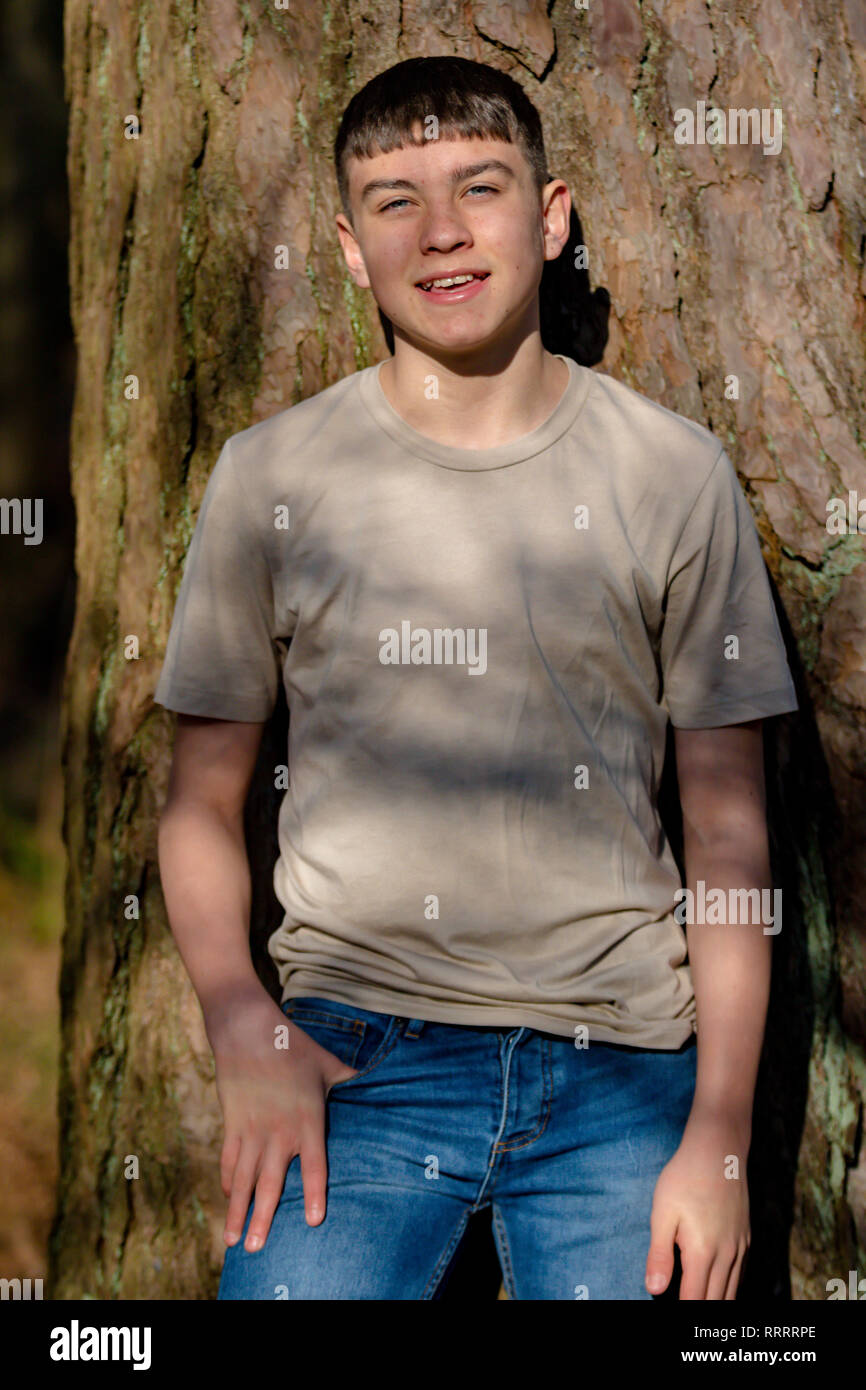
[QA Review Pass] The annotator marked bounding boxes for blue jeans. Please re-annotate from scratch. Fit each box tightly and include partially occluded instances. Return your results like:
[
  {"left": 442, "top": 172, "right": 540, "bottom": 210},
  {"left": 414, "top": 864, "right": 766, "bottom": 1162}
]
[{"left": 217, "top": 996, "right": 698, "bottom": 1300}]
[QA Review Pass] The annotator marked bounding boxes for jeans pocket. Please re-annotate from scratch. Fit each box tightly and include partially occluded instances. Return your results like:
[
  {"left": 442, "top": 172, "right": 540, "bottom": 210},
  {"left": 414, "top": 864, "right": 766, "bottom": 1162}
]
[
  {"left": 281, "top": 1000, "right": 368, "bottom": 1071},
  {"left": 281, "top": 997, "right": 400, "bottom": 1088}
]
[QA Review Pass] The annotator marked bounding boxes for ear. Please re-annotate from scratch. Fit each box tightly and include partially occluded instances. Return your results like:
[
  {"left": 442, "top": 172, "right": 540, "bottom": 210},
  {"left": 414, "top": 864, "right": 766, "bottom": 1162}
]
[
  {"left": 541, "top": 178, "right": 571, "bottom": 263},
  {"left": 335, "top": 213, "right": 371, "bottom": 289}
]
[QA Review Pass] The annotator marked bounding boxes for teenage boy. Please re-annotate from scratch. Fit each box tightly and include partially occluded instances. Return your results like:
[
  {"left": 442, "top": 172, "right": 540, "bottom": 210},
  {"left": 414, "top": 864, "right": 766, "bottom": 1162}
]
[{"left": 155, "top": 56, "right": 799, "bottom": 1300}]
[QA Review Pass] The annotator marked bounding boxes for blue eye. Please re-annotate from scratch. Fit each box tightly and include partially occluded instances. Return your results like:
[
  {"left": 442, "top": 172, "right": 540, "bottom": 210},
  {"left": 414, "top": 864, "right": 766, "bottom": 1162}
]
[{"left": 380, "top": 185, "right": 498, "bottom": 212}]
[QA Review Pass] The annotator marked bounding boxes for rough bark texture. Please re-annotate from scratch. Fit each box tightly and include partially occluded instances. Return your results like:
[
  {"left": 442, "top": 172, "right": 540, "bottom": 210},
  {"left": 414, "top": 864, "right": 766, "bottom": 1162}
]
[{"left": 52, "top": 0, "right": 865, "bottom": 1298}]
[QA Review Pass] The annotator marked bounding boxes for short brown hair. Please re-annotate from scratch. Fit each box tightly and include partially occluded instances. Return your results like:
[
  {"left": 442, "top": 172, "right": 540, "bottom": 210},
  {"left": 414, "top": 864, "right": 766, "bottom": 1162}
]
[{"left": 334, "top": 56, "right": 550, "bottom": 224}]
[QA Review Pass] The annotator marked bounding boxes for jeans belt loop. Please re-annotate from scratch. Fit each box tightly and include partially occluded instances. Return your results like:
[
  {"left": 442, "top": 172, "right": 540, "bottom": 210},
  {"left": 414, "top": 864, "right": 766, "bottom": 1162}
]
[{"left": 404, "top": 1018, "right": 426, "bottom": 1038}]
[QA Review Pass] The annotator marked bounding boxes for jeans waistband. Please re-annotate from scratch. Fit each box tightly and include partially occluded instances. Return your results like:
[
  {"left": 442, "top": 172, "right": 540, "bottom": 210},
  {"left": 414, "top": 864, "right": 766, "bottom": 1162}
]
[{"left": 287, "top": 999, "right": 695, "bottom": 1052}]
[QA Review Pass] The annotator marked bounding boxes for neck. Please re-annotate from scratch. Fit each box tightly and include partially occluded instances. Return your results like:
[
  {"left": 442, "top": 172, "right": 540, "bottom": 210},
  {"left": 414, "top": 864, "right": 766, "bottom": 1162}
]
[{"left": 378, "top": 333, "right": 569, "bottom": 450}]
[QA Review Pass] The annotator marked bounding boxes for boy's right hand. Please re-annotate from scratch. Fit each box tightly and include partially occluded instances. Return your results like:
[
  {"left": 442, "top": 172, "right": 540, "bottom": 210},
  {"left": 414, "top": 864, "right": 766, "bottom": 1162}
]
[{"left": 206, "top": 989, "right": 359, "bottom": 1253}]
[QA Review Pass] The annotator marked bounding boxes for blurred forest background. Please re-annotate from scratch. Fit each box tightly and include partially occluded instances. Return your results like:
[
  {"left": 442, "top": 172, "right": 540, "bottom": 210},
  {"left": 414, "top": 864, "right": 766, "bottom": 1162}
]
[
  {"left": 1, "top": 0, "right": 865, "bottom": 1299},
  {"left": 0, "top": 0, "right": 73, "bottom": 1280}
]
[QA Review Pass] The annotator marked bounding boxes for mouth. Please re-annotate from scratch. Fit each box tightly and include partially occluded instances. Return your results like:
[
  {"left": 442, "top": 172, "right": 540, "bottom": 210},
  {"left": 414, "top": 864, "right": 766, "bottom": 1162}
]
[{"left": 415, "top": 271, "right": 491, "bottom": 302}]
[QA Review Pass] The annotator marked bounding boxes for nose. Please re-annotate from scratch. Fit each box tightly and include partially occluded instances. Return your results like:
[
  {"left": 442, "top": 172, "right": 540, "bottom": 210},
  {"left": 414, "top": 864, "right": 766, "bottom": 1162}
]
[{"left": 418, "top": 204, "right": 474, "bottom": 255}]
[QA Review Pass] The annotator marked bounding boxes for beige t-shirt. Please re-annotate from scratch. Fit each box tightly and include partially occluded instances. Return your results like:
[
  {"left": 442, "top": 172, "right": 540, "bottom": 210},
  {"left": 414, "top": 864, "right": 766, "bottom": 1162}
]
[{"left": 154, "top": 355, "right": 798, "bottom": 1048}]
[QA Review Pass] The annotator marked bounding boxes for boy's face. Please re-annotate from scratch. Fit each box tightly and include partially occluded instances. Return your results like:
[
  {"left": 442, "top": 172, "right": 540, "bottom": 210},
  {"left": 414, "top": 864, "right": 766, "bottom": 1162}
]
[{"left": 335, "top": 130, "right": 570, "bottom": 360}]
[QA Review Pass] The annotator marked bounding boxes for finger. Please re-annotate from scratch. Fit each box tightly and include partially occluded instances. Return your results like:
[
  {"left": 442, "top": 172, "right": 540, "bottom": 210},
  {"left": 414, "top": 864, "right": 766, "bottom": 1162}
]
[
  {"left": 299, "top": 1133, "right": 329, "bottom": 1226},
  {"left": 223, "top": 1140, "right": 261, "bottom": 1246},
  {"left": 678, "top": 1242, "right": 713, "bottom": 1300},
  {"left": 645, "top": 1206, "right": 678, "bottom": 1295},
  {"left": 724, "top": 1243, "right": 748, "bottom": 1300},
  {"left": 220, "top": 1131, "right": 242, "bottom": 1200},
  {"left": 243, "top": 1139, "right": 294, "bottom": 1252},
  {"left": 706, "top": 1248, "right": 737, "bottom": 1301}
]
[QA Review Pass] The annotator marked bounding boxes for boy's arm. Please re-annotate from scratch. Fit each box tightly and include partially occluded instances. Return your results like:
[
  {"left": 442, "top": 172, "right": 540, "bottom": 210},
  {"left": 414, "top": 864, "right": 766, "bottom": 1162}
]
[
  {"left": 645, "top": 718, "right": 770, "bottom": 1300},
  {"left": 157, "top": 712, "right": 268, "bottom": 1024},
  {"left": 677, "top": 717, "right": 772, "bottom": 1135},
  {"left": 157, "top": 713, "right": 360, "bottom": 1252}
]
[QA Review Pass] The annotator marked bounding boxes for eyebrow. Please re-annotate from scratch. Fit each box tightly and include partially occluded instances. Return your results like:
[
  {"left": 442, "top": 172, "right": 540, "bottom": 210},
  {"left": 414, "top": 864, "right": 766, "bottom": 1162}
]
[{"left": 360, "top": 159, "right": 516, "bottom": 203}]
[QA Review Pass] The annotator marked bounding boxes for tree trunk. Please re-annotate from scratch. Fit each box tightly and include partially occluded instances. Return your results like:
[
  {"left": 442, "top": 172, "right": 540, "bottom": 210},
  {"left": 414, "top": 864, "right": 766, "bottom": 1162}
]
[{"left": 51, "top": 0, "right": 865, "bottom": 1298}]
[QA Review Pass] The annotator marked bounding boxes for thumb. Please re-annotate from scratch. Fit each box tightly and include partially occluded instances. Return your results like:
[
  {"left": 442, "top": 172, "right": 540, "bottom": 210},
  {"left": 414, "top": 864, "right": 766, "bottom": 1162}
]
[
  {"left": 645, "top": 1204, "right": 678, "bottom": 1295},
  {"left": 326, "top": 1061, "right": 361, "bottom": 1092}
]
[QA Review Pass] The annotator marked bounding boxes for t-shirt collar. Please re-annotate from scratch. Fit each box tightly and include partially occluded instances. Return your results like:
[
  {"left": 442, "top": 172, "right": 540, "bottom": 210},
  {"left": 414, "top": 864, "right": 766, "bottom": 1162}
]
[{"left": 357, "top": 353, "right": 591, "bottom": 470}]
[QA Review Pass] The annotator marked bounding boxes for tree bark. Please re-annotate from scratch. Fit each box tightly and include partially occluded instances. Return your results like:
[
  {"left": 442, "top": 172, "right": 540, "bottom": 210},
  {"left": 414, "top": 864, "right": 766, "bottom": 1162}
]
[{"left": 51, "top": 0, "right": 865, "bottom": 1298}]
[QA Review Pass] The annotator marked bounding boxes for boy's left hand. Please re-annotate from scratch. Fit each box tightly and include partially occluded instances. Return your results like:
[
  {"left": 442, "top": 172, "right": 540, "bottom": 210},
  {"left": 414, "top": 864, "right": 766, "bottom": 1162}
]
[{"left": 645, "top": 1114, "right": 751, "bottom": 1299}]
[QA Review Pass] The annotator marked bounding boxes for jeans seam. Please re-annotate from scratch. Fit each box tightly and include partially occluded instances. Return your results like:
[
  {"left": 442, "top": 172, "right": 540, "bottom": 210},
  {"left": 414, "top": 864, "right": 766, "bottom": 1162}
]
[
  {"left": 493, "top": 1037, "right": 554, "bottom": 1153},
  {"left": 421, "top": 1209, "right": 472, "bottom": 1300},
  {"left": 491, "top": 1203, "right": 518, "bottom": 1300}
]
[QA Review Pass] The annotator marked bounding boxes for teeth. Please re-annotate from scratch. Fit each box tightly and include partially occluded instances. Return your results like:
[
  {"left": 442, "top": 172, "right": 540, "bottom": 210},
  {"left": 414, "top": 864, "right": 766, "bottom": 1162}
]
[{"left": 420, "top": 273, "right": 481, "bottom": 290}]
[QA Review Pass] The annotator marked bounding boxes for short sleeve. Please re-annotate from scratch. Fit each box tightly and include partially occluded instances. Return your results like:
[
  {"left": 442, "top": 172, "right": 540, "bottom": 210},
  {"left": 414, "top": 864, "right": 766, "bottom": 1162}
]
[
  {"left": 659, "top": 448, "right": 799, "bottom": 728},
  {"left": 153, "top": 438, "right": 280, "bottom": 721}
]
